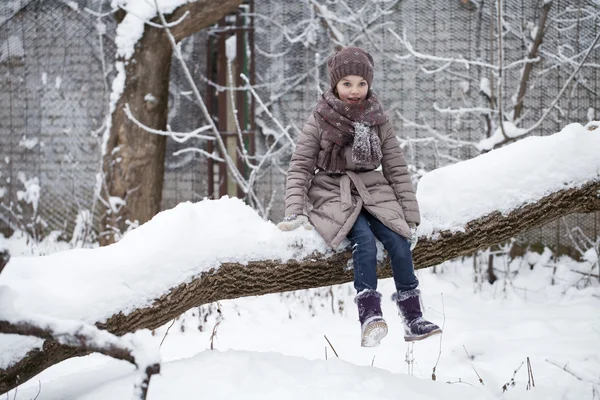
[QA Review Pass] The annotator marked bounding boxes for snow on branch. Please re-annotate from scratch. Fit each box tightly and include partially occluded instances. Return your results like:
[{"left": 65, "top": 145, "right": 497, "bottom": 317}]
[
  {"left": 0, "top": 286, "right": 160, "bottom": 399},
  {"left": 123, "top": 103, "right": 214, "bottom": 143}
]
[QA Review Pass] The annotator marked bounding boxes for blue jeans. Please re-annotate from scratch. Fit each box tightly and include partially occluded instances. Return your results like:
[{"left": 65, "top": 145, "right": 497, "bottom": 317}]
[{"left": 347, "top": 209, "right": 419, "bottom": 293}]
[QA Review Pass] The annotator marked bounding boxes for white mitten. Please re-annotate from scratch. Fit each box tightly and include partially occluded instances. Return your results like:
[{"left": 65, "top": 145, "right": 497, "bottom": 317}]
[
  {"left": 277, "top": 214, "right": 313, "bottom": 231},
  {"left": 408, "top": 224, "right": 418, "bottom": 251}
]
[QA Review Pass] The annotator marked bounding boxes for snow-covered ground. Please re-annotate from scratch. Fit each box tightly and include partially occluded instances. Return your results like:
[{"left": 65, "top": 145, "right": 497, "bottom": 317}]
[{"left": 2, "top": 240, "right": 599, "bottom": 400}]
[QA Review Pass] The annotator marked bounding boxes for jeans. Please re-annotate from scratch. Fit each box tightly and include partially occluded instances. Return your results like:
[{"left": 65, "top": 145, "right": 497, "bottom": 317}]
[{"left": 347, "top": 209, "right": 419, "bottom": 293}]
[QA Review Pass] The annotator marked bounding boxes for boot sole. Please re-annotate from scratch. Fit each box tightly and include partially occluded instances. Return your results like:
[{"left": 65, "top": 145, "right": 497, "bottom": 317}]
[
  {"left": 361, "top": 320, "right": 388, "bottom": 347},
  {"left": 404, "top": 328, "right": 442, "bottom": 342}
]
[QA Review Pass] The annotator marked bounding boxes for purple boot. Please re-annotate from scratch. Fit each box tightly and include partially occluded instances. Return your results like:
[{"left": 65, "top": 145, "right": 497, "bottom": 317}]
[
  {"left": 393, "top": 289, "right": 442, "bottom": 342},
  {"left": 356, "top": 290, "right": 388, "bottom": 347}
]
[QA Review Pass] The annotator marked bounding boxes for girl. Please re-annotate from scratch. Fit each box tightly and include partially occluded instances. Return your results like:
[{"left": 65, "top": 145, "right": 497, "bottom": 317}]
[{"left": 278, "top": 47, "right": 441, "bottom": 347}]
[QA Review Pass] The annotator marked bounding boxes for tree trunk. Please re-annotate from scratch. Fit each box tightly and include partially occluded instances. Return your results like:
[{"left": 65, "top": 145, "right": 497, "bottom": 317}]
[
  {"left": 100, "top": 28, "right": 171, "bottom": 246},
  {"left": 2, "top": 179, "right": 599, "bottom": 394},
  {"left": 99, "top": 0, "right": 243, "bottom": 245}
]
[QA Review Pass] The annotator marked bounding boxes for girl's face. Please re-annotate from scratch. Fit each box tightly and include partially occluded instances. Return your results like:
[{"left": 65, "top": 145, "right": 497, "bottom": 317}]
[{"left": 335, "top": 75, "right": 368, "bottom": 104}]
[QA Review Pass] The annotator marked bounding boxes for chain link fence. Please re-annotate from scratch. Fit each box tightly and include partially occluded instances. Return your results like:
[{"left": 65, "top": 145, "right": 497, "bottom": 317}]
[{"left": 0, "top": 0, "right": 598, "bottom": 254}]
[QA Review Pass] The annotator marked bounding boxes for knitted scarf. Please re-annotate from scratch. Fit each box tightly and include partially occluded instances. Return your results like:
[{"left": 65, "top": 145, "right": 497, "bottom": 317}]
[{"left": 314, "top": 89, "right": 388, "bottom": 174}]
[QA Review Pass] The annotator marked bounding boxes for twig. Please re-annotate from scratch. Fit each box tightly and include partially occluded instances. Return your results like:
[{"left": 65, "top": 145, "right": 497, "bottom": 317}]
[
  {"left": 463, "top": 345, "right": 484, "bottom": 385},
  {"left": 513, "top": 2, "right": 551, "bottom": 120},
  {"left": 210, "top": 305, "right": 223, "bottom": 351},
  {"left": 446, "top": 378, "right": 474, "bottom": 386},
  {"left": 406, "top": 342, "right": 415, "bottom": 376},
  {"left": 502, "top": 361, "right": 524, "bottom": 392},
  {"left": 526, "top": 357, "right": 535, "bottom": 390},
  {"left": 570, "top": 270, "right": 600, "bottom": 279},
  {"left": 432, "top": 293, "right": 446, "bottom": 381},
  {"left": 545, "top": 359, "right": 598, "bottom": 384},
  {"left": 123, "top": 103, "right": 213, "bottom": 142},
  {"left": 323, "top": 335, "right": 339, "bottom": 358},
  {"left": 371, "top": 356, "right": 376, "bottom": 367},
  {"left": 32, "top": 381, "right": 41, "bottom": 400},
  {"left": 496, "top": 0, "right": 509, "bottom": 141},
  {"left": 159, "top": 318, "right": 177, "bottom": 349}
]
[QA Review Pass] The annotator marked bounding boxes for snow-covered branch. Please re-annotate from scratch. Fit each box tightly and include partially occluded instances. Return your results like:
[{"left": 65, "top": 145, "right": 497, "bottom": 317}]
[
  {"left": 0, "top": 283, "right": 161, "bottom": 400},
  {"left": 123, "top": 103, "right": 214, "bottom": 143}
]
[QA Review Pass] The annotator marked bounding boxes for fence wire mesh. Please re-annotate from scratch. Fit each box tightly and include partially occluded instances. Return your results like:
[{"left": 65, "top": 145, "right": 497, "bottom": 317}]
[{"left": 0, "top": 0, "right": 598, "bottom": 253}]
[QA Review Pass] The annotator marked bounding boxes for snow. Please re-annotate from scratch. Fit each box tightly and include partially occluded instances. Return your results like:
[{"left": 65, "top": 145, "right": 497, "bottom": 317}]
[
  {"left": 102, "top": 60, "right": 126, "bottom": 155},
  {"left": 1, "top": 121, "right": 599, "bottom": 398},
  {"left": 18, "top": 135, "right": 39, "bottom": 150},
  {"left": 16, "top": 174, "right": 40, "bottom": 213},
  {"left": 226, "top": 35, "right": 237, "bottom": 62},
  {"left": 480, "top": 77, "right": 491, "bottom": 97},
  {"left": 144, "top": 93, "right": 157, "bottom": 103},
  {"left": 476, "top": 120, "right": 528, "bottom": 151},
  {"left": 0, "top": 197, "right": 330, "bottom": 329},
  {"left": 60, "top": 351, "right": 497, "bottom": 400},
  {"left": 419, "top": 121, "right": 600, "bottom": 236},
  {"left": 112, "top": 0, "right": 191, "bottom": 60},
  {"left": 3, "top": 254, "right": 600, "bottom": 400}
]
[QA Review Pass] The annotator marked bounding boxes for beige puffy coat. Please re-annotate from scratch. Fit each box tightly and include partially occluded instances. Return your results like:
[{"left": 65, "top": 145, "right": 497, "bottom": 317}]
[{"left": 284, "top": 114, "right": 420, "bottom": 248}]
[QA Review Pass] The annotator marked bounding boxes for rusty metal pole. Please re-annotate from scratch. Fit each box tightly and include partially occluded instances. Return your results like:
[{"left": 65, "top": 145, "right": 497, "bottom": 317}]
[{"left": 206, "top": 33, "right": 215, "bottom": 198}]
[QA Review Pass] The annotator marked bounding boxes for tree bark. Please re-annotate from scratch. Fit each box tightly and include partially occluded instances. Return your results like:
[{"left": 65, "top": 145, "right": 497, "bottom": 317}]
[
  {"left": 2, "top": 179, "right": 599, "bottom": 394},
  {"left": 99, "top": 0, "right": 243, "bottom": 246}
]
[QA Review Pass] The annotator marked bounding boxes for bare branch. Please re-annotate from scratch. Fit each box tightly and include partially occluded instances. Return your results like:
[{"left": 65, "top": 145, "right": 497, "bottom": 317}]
[
  {"left": 545, "top": 359, "right": 599, "bottom": 384},
  {"left": 525, "top": 30, "right": 600, "bottom": 135},
  {"left": 123, "top": 103, "right": 214, "bottom": 142},
  {"left": 495, "top": 0, "right": 508, "bottom": 141},
  {"left": 513, "top": 2, "right": 551, "bottom": 121}
]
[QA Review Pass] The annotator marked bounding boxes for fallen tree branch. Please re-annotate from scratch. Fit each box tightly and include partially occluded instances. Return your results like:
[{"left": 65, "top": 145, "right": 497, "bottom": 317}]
[
  {"left": 0, "top": 319, "right": 160, "bottom": 400},
  {"left": 2, "top": 179, "right": 598, "bottom": 394}
]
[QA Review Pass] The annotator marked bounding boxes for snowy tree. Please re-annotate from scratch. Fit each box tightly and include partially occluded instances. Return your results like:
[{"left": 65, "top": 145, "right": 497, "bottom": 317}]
[{"left": 99, "top": 0, "right": 243, "bottom": 245}]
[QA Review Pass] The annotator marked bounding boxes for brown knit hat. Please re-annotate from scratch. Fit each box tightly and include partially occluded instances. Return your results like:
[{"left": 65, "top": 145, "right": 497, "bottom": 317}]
[{"left": 327, "top": 47, "right": 374, "bottom": 89}]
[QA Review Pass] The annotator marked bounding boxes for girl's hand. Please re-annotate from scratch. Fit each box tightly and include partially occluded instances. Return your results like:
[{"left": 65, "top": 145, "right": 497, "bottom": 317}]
[
  {"left": 408, "top": 224, "right": 418, "bottom": 251},
  {"left": 277, "top": 214, "right": 313, "bottom": 231}
]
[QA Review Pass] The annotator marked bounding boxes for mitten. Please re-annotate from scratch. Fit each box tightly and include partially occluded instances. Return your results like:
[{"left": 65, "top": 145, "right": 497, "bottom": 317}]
[
  {"left": 277, "top": 214, "right": 313, "bottom": 231},
  {"left": 408, "top": 223, "right": 418, "bottom": 251}
]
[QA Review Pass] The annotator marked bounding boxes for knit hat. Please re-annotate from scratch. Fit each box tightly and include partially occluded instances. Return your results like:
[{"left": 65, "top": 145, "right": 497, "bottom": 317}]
[{"left": 327, "top": 47, "right": 374, "bottom": 89}]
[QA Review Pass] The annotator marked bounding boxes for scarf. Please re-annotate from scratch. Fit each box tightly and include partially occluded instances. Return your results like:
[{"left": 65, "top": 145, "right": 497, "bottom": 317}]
[{"left": 314, "top": 89, "right": 388, "bottom": 174}]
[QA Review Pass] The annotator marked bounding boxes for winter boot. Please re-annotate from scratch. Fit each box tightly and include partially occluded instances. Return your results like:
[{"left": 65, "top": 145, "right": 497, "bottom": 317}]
[
  {"left": 393, "top": 289, "right": 442, "bottom": 342},
  {"left": 355, "top": 290, "right": 388, "bottom": 347}
]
